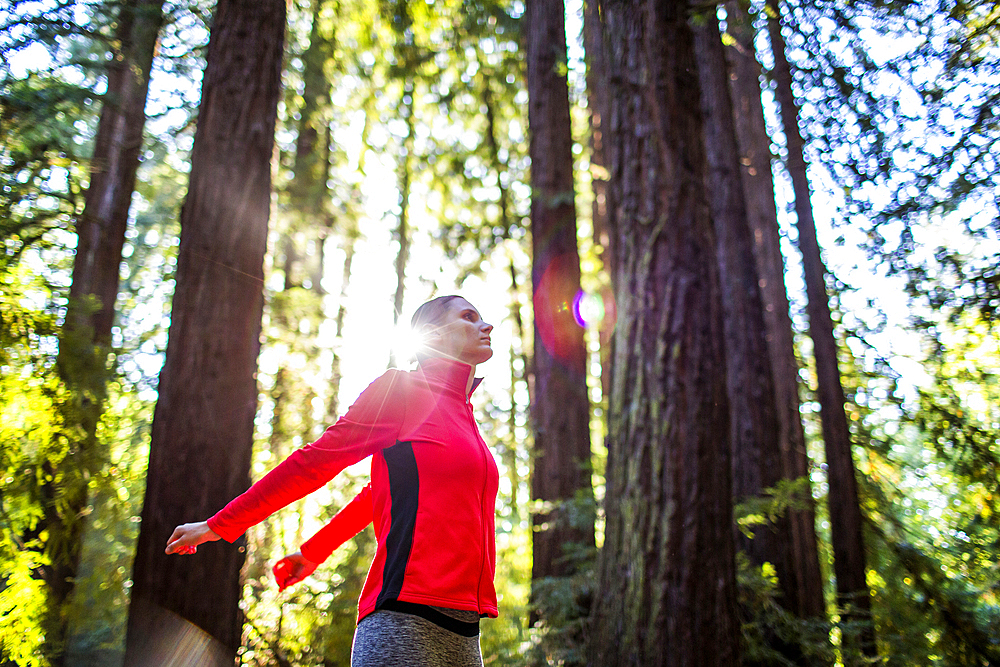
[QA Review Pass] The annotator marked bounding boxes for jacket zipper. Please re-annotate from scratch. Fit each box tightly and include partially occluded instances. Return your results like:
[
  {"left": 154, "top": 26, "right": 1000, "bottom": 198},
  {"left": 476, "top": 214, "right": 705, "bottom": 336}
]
[{"left": 468, "top": 398, "right": 490, "bottom": 614}]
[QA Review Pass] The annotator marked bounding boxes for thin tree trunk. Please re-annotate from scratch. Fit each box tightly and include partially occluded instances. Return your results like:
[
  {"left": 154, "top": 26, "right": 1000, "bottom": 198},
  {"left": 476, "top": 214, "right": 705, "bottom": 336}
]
[
  {"left": 588, "top": 1, "right": 740, "bottom": 664},
  {"left": 289, "top": 0, "right": 335, "bottom": 297},
  {"left": 64, "top": 0, "right": 165, "bottom": 349},
  {"left": 48, "top": 0, "right": 165, "bottom": 660},
  {"left": 482, "top": 73, "right": 527, "bottom": 516},
  {"left": 724, "top": 0, "right": 826, "bottom": 622},
  {"left": 505, "top": 263, "right": 525, "bottom": 516},
  {"left": 525, "top": 0, "right": 594, "bottom": 604},
  {"left": 289, "top": 0, "right": 334, "bottom": 223},
  {"left": 766, "top": 0, "right": 875, "bottom": 660},
  {"left": 389, "top": 83, "right": 414, "bottom": 368},
  {"left": 124, "top": 0, "right": 285, "bottom": 661},
  {"left": 328, "top": 232, "right": 356, "bottom": 421},
  {"left": 583, "top": 0, "right": 609, "bottom": 255},
  {"left": 692, "top": 8, "right": 805, "bottom": 662},
  {"left": 582, "top": 0, "right": 614, "bottom": 402}
]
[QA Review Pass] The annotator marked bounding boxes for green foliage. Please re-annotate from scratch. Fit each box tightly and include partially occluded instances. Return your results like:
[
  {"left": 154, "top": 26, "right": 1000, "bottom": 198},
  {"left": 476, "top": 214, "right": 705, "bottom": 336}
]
[
  {"left": 737, "top": 552, "right": 836, "bottom": 667},
  {"left": 61, "top": 381, "right": 152, "bottom": 667},
  {"left": 0, "top": 1, "right": 187, "bottom": 651},
  {"left": 0, "top": 226, "right": 165, "bottom": 666},
  {"left": 523, "top": 494, "right": 597, "bottom": 667},
  {"left": 735, "top": 476, "right": 815, "bottom": 539},
  {"left": 0, "top": 72, "right": 92, "bottom": 267},
  {"left": 845, "top": 313, "right": 1000, "bottom": 665},
  {"left": 480, "top": 520, "right": 531, "bottom": 666},
  {"left": 0, "top": 265, "right": 63, "bottom": 666}
]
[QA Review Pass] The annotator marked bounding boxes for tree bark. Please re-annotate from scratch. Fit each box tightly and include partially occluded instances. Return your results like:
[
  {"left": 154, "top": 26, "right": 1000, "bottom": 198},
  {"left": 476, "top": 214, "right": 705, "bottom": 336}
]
[
  {"left": 124, "top": 0, "right": 285, "bottom": 661},
  {"left": 724, "top": 0, "right": 826, "bottom": 622},
  {"left": 525, "top": 0, "right": 594, "bottom": 601},
  {"left": 766, "top": 0, "right": 875, "bottom": 660},
  {"left": 64, "top": 0, "right": 165, "bottom": 350},
  {"left": 692, "top": 0, "right": 799, "bottom": 630},
  {"left": 582, "top": 0, "right": 614, "bottom": 403},
  {"left": 588, "top": 0, "right": 740, "bottom": 664},
  {"left": 48, "top": 0, "right": 165, "bottom": 659}
]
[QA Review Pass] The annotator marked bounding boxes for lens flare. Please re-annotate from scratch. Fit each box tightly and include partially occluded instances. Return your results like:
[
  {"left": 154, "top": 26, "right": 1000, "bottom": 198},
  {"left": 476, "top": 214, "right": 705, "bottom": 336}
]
[
  {"left": 534, "top": 255, "right": 587, "bottom": 363},
  {"left": 392, "top": 324, "right": 427, "bottom": 365},
  {"left": 573, "top": 291, "right": 606, "bottom": 327}
]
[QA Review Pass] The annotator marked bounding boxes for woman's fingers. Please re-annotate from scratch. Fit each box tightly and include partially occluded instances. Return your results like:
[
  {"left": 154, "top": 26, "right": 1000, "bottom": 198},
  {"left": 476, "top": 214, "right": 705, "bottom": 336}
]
[
  {"left": 165, "top": 526, "right": 186, "bottom": 553},
  {"left": 165, "top": 531, "right": 188, "bottom": 554},
  {"left": 165, "top": 521, "right": 219, "bottom": 554}
]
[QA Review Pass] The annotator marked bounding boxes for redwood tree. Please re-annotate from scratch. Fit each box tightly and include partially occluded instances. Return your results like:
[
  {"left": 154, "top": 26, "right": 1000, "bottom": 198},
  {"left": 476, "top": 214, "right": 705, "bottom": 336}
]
[
  {"left": 588, "top": 0, "right": 740, "bottom": 663},
  {"left": 46, "top": 0, "right": 165, "bottom": 656},
  {"left": 525, "top": 0, "right": 594, "bottom": 606},
  {"left": 124, "top": 0, "right": 286, "bottom": 662},
  {"left": 691, "top": 1, "right": 800, "bottom": 641},
  {"left": 724, "top": 0, "right": 826, "bottom": 622},
  {"left": 767, "top": 0, "right": 875, "bottom": 659}
]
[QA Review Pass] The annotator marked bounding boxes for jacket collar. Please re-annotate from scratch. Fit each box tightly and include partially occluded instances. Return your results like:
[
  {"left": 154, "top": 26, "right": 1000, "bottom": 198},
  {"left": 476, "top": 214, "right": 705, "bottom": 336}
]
[{"left": 417, "top": 357, "right": 483, "bottom": 398}]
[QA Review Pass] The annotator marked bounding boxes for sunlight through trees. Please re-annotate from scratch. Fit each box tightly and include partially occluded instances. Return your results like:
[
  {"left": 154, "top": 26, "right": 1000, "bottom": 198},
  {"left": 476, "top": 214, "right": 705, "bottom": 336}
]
[{"left": 1, "top": 0, "right": 998, "bottom": 664}]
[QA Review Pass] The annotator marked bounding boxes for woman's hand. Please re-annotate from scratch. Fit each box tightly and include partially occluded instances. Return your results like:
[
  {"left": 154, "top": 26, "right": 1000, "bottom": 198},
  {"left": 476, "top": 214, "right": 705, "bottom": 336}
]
[
  {"left": 273, "top": 551, "right": 319, "bottom": 591},
  {"left": 165, "top": 521, "right": 221, "bottom": 555}
]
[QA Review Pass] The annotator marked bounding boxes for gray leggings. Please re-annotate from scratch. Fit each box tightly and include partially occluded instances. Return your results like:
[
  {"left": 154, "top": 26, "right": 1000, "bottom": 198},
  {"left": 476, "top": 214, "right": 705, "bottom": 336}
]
[{"left": 351, "top": 608, "right": 483, "bottom": 667}]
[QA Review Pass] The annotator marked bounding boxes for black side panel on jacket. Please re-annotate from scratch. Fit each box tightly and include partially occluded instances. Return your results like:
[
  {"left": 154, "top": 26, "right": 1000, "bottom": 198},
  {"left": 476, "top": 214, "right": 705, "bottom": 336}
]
[{"left": 377, "top": 440, "right": 419, "bottom": 605}]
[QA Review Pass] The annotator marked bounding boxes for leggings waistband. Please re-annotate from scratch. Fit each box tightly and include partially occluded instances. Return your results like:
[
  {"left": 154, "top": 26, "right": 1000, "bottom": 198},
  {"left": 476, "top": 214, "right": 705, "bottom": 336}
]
[{"left": 374, "top": 600, "right": 480, "bottom": 637}]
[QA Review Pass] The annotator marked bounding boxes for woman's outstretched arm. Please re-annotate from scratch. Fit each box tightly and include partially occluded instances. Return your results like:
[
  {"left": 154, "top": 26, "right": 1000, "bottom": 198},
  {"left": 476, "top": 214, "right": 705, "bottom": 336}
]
[
  {"left": 166, "top": 370, "right": 405, "bottom": 553},
  {"left": 272, "top": 483, "right": 374, "bottom": 589}
]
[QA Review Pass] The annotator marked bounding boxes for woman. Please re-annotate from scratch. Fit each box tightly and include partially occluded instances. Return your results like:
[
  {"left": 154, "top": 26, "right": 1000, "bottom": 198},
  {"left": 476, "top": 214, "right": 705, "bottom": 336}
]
[{"left": 165, "top": 295, "right": 498, "bottom": 666}]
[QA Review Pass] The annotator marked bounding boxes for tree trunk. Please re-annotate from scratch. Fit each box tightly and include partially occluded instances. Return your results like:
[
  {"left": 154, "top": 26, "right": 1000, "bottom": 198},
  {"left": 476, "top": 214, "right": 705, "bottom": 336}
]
[
  {"left": 724, "top": 0, "right": 826, "bottom": 622},
  {"left": 583, "top": 0, "right": 609, "bottom": 255},
  {"left": 766, "top": 0, "right": 875, "bottom": 660},
  {"left": 692, "top": 8, "right": 814, "bottom": 662},
  {"left": 525, "top": 0, "right": 594, "bottom": 600},
  {"left": 588, "top": 1, "right": 740, "bottom": 664},
  {"left": 124, "top": 0, "right": 285, "bottom": 661},
  {"left": 288, "top": 0, "right": 335, "bottom": 296},
  {"left": 388, "top": 81, "right": 414, "bottom": 368},
  {"left": 64, "top": 0, "right": 165, "bottom": 350},
  {"left": 327, "top": 231, "right": 356, "bottom": 421},
  {"left": 582, "top": 0, "right": 614, "bottom": 403},
  {"left": 482, "top": 74, "right": 528, "bottom": 517},
  {"left": 288, "top": 0, "right": 334, "bottom": 225},
  {"left": 48, "top": 0, "right": 165, "bottom": 659}
]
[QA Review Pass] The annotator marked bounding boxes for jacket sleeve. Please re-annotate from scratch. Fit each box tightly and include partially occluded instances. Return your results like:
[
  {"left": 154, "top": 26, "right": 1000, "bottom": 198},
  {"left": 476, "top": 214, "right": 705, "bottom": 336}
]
[
  {"left": 207, "top": 370, "right": 406, "bottom": 542},
  {"left": 299, "top": 483, "right": 373, "bottom": 564}
]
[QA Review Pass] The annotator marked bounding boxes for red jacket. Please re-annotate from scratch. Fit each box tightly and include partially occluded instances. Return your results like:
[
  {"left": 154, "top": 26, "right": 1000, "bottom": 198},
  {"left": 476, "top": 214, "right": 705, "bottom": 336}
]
[
  {"left": 207, "top": 357, "right": 500, "bottom": 620},
  {"left": 299, "top": 483, "right": 372, "bottom": 564}
]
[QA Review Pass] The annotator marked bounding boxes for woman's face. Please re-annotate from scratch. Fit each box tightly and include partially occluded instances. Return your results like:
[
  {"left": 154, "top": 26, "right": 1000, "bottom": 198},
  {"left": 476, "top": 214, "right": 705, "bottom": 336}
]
[{"left": 425, "top": 298, "right": 494, "bottom": 365}]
